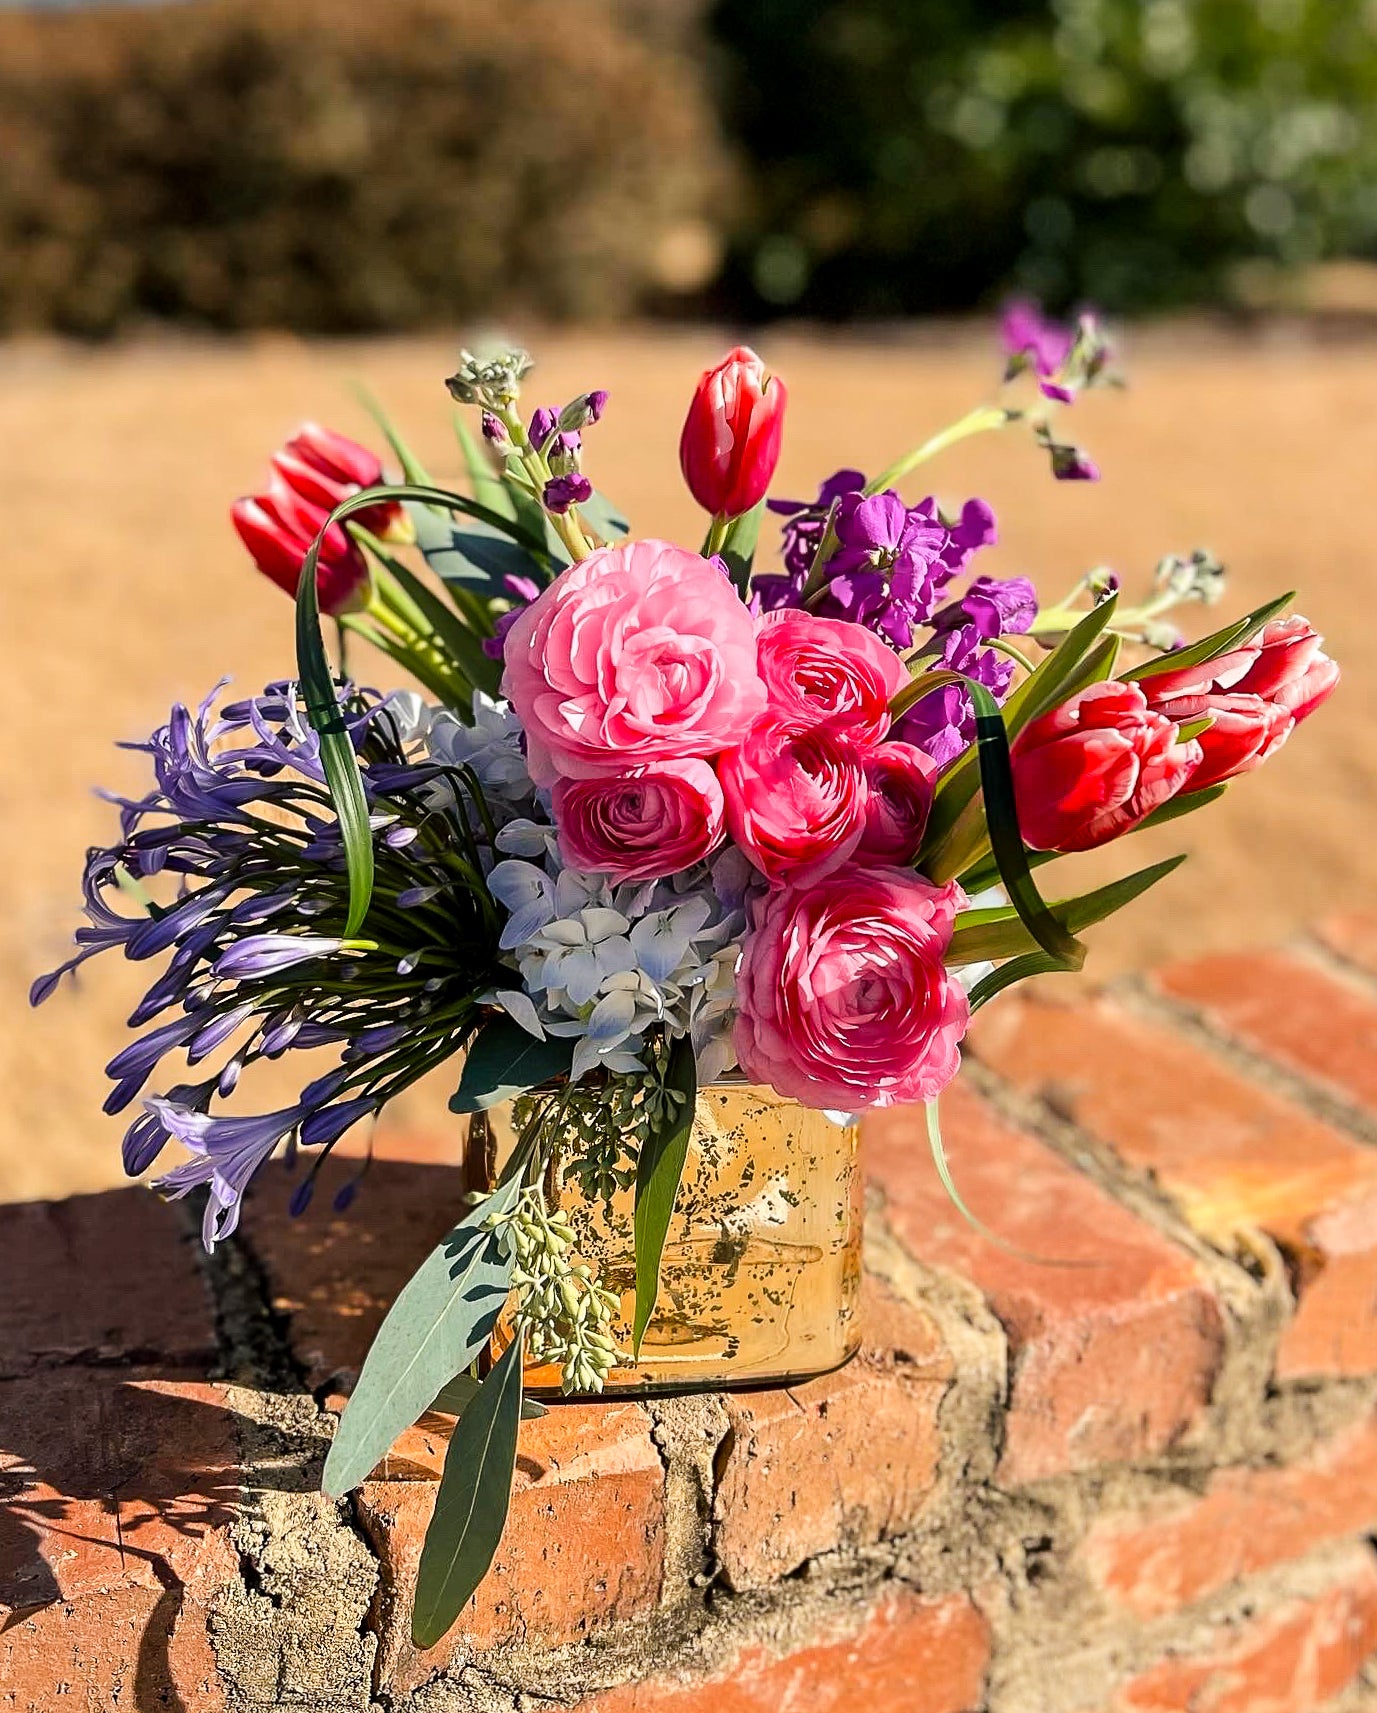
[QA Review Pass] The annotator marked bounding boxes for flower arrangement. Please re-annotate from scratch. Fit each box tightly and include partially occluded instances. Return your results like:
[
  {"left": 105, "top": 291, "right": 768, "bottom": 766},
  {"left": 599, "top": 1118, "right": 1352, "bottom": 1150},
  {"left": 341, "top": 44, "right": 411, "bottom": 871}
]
[{"left": 35, "top": 308, "right": 1338, "bottom": 1645}]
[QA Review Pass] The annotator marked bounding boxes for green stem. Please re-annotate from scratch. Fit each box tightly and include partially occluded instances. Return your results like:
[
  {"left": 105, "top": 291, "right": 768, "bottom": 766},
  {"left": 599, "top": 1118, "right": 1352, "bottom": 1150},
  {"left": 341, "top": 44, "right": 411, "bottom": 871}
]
[
  {"left": 986, "top": 635, "right": 1038, "bottom": 675},
  {"left": 702, "top": 514, "right": 730, "bottom": 558},
  {"left": 865, "top": 404, "right": 1014, "bottom": 496}
]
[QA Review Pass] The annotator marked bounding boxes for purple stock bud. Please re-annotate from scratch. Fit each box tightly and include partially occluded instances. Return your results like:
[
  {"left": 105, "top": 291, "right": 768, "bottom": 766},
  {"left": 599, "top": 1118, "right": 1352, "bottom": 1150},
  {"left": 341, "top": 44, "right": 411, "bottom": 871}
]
[
  {"left": 557, "top": 390, "right": 608, "bottom": 432},
  {"left": 543, "top": 473, "right": 593, "bottom": 514},
  {"left": 1050, "top": 443, "right": 1101, "bottom": 482},
  {"left": 480, "top": 412, "right": 507, "bottom": 445},
  {"left": 528, "top": 405, "right": 558, "bottom": 452}
]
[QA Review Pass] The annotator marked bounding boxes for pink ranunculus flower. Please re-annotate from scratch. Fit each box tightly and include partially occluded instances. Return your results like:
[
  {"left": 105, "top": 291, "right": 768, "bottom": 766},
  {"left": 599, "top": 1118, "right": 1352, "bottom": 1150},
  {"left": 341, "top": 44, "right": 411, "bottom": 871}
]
[
  {"left": 734, "top": 866, "right": 968, "bottom": 1110},
  {"left": 756, "top": 610, "right": 907, "bottom": 743},
  {"left": 502, "top": 539, "right": 767, "bottom": 787},
  {"left": 1011, "top": 680, "right": 1202, "bottom": 852},
  {"left": 1139, "top": 614, "right": 1338, "bottom": 790},
  {"left": 856, "top": 741, "right": 938, "bottom": 865},
  {"left": 552, "top": 759, "right": 726, "bottom": 883},
  {"left": 719, "top": 715, "right": 869, "bottom": 885}
]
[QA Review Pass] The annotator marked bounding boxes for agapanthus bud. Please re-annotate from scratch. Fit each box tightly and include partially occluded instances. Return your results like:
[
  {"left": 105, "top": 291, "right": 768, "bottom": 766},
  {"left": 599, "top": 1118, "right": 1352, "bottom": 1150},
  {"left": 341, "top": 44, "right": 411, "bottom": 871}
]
[
  {"left": 679, "top": 345, "right": 787, "bottom": 520},
  {"left": 231, "top": 487, "right": 370, "bottom": 617},
  {"left": 272, "top": 423, "right": 412, "bottom": 545}
]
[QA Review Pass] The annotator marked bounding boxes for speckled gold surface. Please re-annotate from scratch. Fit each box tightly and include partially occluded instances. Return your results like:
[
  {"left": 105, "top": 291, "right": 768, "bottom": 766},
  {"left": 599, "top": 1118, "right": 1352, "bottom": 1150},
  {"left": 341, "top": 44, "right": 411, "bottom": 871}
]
[{"left": 478, "top": 1083, "right": 864, "bottom": 1396}]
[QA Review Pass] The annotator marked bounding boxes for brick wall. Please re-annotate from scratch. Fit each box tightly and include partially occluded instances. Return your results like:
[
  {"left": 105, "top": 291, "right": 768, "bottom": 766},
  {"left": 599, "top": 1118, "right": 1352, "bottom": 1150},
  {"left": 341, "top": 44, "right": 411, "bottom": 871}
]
[{"left": 5, "top": 918, "right": 1377, "bottom": 1711}]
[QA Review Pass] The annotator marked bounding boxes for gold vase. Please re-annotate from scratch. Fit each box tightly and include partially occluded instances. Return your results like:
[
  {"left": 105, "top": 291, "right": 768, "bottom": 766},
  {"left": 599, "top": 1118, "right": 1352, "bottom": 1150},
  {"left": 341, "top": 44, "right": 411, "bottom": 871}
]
[{"left": 466, "top": 1082, "right": 864, "bottom": 1398}]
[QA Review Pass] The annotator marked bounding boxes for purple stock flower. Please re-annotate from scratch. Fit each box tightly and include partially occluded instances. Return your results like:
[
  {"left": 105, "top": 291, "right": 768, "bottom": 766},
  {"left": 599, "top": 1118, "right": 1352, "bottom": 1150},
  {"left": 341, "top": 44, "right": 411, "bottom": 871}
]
[
  {"left": 483, "top": 572, "right": 543, "bottom": 661},
  {"left": 543, "top": 473, "right": 592, "bottom": 514},
  {"left": 1001, "top": 298, "right": 1075, "bottom": 379},
  {"left": 895, "top": 624, "right": 1016, "bottom": 769},
  {"left": 931, "top": 574, "right": 1038, "bottom": 641},
  {"left": 528, "top": 405, "right": 558, "bottom": 451},
  {"left": 756, "top": 469, "right": 866, "bottom": 610},
  {"left": 815, "top": 489, "right": 950, "bottom": 648}
]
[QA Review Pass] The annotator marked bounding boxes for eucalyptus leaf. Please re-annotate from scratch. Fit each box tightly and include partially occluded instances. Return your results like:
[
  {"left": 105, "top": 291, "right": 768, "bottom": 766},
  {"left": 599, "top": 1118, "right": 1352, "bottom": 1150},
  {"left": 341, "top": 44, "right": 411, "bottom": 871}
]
[
  {"left": 410, "top": 504, "right": 545, "bottom": 600},
  {"left": 946, "top": 855, "right": 1186, "bottom": 965},
  {"left": 632, "top": 1037, "right": 697, "bottom": 1356},
  {"left": 449, "top": 1017, "right": 574, "bottom": 1113},
  {"left": 411, "top": 1330, "right": 526, "bottom": 1650},
  {"left": 430, "top": 1372, "right": 546, "bottom": 1421},
  {"left": 321, "top": 1170, "right": 523, "bottom": 1499}
]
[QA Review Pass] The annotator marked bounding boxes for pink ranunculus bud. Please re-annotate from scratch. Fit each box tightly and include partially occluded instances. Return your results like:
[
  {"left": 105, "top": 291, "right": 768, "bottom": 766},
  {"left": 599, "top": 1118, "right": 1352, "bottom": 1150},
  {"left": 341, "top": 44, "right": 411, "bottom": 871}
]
[
  {"left": 733, "top": 866, "right": 968, "bottom": 1110},
  {"left": 756, "top": 610, "right": 907, "bottom": 744},
  {"left": 856, "top": 741, "right": 938, "bottom": 865},
  {"left": 272, "top": 422, "right": 413, "bottom": 545},
  {"left": 231, "top": 486, "right": 371, "bottom": 618},
  {"left": 1140, "top": 615, "right": 1338, "bottom": 790},
  {"left": 718, "top": 715, "right": 870, "bottom": 886},
  {"left": 679, "top": 345, "right": 787, "bottom": 521},
  {"left": 501, "top": 539, "right": 766, "bottom": 786},
  {"left": 553, "top": 760, "right": 726, "bottom": 883},
  {"left": 1011, "top": 680, "right": 1202, "bottom": 852}
]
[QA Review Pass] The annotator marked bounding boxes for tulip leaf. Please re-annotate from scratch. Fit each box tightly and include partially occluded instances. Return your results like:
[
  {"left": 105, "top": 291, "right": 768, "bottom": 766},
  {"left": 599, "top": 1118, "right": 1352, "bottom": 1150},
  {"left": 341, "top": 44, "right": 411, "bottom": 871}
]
[
  {"left": 297, "top": 482, "right": 551, "bottom": 933},
  {"left": 449, "top": 1017, "right": 574, "bottom": 1113},
  {"left": 1135, "top": 782, "right": 1230, "bottom": 831},
  {"left": 411, "top": 1329, "right": 526, "bottom": 1650},
  {"left": 365, "top": 546, "right": 501, "bottom": 698},
  {"left": 718, "top": 500, "right": 764, "bottom": 597},
  {"left": 454, "top": 415, "right": 517, "bottom": 520},
  {"left": 1123, "top": 591, "right": 1294, "bottom": 683},
  {"left": 321, "top": 1168, "right": 523, "bottom": 1500},
  {"left": 430, "top": 1371, "right": 546, "bottom": 1421},
  {"left": 968, "top": 949, "right": 1068, "bottom": 1011},
  {"left": 353, "top": 384, "right": 434, "bottom": 488},
  {"left": 956, "top": 678, "right": 1086, "bottom": 971},
  {"left": 946, "top": 855, "right": 1186, "bottom": 965},
  {"left": 632, "top": 1036, "right": 697, "bottom": 1357}
]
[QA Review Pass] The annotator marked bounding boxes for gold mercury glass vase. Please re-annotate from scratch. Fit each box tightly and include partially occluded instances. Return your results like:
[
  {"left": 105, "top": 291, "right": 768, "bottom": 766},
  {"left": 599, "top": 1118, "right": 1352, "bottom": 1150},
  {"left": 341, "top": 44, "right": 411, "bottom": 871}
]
[{"left": 466, "top": 1082, "right": 864, "bottom": 1398}]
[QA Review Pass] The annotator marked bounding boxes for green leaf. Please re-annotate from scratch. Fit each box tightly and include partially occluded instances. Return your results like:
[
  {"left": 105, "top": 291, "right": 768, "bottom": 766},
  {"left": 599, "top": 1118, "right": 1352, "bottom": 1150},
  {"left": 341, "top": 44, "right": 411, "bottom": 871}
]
[
  {"left": 921, "top": 597, "right": 1120, "bottom": 861},
  {"left": 1134, "top": 782, "right": 1229, "bottom": 831},
  {"left": 718, "top": 500, "right": 764, "bottom": 597},
  {"left": 946, "top": 855, "right": 1186, "bottom": 966},
  {"left": 340, "top": 615, "right": 473, "bottom": 708},
  {"left": 321, "top": 1172, "right": 523, "bottom": 1499},
  {"left": 430, "top": 1372, "right": 546, "bottom": 1421},
  {"left": 632, "top": 1037, "right": 697, "bottom": 1357},
  {"left": 449, "top": 1017, "right": 574, "bottom": 1113},
  {"left": 411, "top": 1330, "right": 526, "bottom": 1650},
  {"left": 968, "top": 950, "right": 1068, "bottom": 1011},
  {"left": 410, "top": 504, "right": 547, "bottom": 601},
  {"left": 1123, "top": 591, "right": 1294, "bottom": 683},
  {"left": 295, "top": 518, "right": 374, "bottom": 938},
  {"left": 957, "top": 680, "right": 1085, "bottom": 971},
  {"left": 369, "top": 549, "right": 502, "bottom": 699},
  {"left": 353, "top": 384, "right": 434, "bottom": 487},
  {"left": 579, "top": 488, "right": 631, "bottom": 542},
  {"left": 925, "top": 1097, "right": 1091, "bottom": 1265},
  {"left": 454, "top": 415, "right": 516, "bottom": 520}
]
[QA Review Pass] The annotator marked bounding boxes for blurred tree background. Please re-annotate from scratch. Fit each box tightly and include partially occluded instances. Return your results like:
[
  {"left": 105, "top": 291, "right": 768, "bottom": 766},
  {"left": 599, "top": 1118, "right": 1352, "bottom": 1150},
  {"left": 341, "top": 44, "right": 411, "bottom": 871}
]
[{"left": 1, "top": 0, "right": 1376, "bottom": 333}]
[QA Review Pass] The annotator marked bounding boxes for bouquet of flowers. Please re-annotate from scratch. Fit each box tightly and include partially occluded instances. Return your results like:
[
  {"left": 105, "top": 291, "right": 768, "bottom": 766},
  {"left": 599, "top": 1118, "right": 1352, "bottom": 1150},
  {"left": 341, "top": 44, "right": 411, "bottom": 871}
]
[{"left": 35, "top": 310, "right": 1338, "bottom": 1645}]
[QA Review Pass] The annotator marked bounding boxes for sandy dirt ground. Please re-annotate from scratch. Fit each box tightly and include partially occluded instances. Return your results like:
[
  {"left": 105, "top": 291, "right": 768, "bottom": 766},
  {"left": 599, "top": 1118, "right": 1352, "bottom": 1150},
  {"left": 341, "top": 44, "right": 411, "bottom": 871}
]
[{"left": 4, "top": 321, "right": 1374, "bottom": 1204}]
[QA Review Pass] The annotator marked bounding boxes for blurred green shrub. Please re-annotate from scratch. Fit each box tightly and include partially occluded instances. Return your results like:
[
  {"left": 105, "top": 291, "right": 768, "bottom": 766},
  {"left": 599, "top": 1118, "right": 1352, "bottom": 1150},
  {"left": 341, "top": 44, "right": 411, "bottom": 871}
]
[
  {"left": 709, "top": 0, "right": 1377, "bottom": 316},
  {"left": 0, "top": 0, "right": 727, "bottom": 335}
]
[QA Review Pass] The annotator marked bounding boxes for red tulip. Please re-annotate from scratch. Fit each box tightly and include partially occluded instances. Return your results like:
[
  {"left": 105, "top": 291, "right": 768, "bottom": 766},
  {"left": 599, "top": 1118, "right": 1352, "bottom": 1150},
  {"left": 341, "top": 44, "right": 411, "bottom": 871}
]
[
  {"left": 1011, "top": 680, "right": 1202, "bottom": 852},
  {"left": 271, "top": 422, "right": 413, "bottom": 544},
  {"left": 231, "top": 478, "right": 370, "bottom": 616},
  {"left": 679, "top": 346, "right": 787, "bottom": 521},
  {"left": 1141, "top": 614, "right": 1338, "bottom": 790}
]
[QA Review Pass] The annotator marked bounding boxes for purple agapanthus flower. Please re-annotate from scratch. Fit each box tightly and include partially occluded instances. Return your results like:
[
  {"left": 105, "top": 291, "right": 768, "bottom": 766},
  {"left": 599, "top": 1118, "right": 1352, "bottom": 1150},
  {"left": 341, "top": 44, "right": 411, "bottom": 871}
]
[{"left": 152, "top": 1100, "right": 309, "bottom": 1247}]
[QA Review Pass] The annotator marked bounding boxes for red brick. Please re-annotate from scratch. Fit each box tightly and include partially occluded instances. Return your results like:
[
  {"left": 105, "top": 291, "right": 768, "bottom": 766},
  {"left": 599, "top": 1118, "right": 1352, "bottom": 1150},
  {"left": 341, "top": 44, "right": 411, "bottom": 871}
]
[
  {"left": 970, "top": 992, "right": 1377, "bottom": 1380},
  {"left": 573, "top": 1590, "right": 990, "bottom": 1713},
  {"left": 1317, "top": 912, "right": 1377, "bottom": 981},
  {"left": 712, "top": 1279, "right": 953, "bottom": 1589},
  {"left": 0, "top": 1190, "right": 217, "bottom": 1380},
  {"left": 244, "top": 1157, "right": 458, "bottom": 1391},
  {"left": 1087, "top": 1412, "right": 1377, "bottom": 1617},
  {"left": 1154, "top": 949, "right": 1377, "bottom": 1117},
  {"left": 355, "top": 1398, "right": 665, "bottom": 1696},
  {"left": 1113, "top": 1545, "right": 1377, "bottom": 1713},
  {"left": 864, "top": 1082, "right": 1223, "bottom": 1483},
  {"left": 0, "top": 1369, "right": 241, "bottom": 1712}
]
